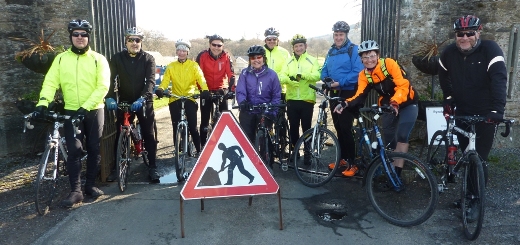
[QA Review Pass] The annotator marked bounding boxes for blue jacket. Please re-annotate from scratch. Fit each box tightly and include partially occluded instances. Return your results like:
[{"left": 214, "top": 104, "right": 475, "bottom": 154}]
[
  {"left": 320, "top": 40, "right": 364, "bottom": 91},
  {"left": 236, "top": 65, "right": 282, "bottom": 114}
]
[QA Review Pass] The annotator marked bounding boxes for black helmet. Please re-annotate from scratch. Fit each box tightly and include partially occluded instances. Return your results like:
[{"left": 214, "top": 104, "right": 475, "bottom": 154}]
[
  {"left": 247, "top": 45, "right": 266, "bottom": 56},
  {"left": 264, "top": 27, "right": 280, "bottom": 38},
  {"left": 358, "top": 40, "right": 380, "bottom": 55},
  {"left": 332, "top": 21, "right": 350, "bottom": 33},
  {"left": 453, "top": 15, "right": 482, "bottom": 31},
  {"left": 291, "top": 34, "right": 307, "bottom": 46},
  {"left": 68, "top": 19, "right": 92, "bottom": 34},
  {"left": 206, "top": 34, "right": 224, "bottom": 43}
]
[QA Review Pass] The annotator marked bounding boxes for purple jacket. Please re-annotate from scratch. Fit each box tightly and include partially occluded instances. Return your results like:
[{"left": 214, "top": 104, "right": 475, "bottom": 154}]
[{"left": 236, "top": 65, "right": 282, "bottom": 114}]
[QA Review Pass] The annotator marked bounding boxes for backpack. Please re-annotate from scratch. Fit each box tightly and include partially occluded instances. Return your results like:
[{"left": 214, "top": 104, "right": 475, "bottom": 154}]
[{"left": 365, "top": 58, "right": 408, "bottom": 84}]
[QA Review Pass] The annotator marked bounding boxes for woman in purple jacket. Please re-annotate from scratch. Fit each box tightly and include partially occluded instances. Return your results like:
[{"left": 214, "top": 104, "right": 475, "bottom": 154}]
[{"left": 236, "top": 45, "right": 282, "bottom": 147}]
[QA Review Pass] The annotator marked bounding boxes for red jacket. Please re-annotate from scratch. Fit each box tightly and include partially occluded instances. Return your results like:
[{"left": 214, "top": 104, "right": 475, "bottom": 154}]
[{"left": 196, "top": 50, "right": 235, "bottom": 91}]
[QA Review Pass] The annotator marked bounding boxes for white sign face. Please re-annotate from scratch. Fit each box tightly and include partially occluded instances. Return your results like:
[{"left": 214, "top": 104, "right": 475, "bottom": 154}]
[{"left": 426, "top": 107, "right": 458, "bottom": 145}]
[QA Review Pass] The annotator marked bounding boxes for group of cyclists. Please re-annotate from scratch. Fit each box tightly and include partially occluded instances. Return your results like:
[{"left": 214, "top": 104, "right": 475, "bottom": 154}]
[{"left": 30, "top": 14, "right": 508, "bottom": 213}]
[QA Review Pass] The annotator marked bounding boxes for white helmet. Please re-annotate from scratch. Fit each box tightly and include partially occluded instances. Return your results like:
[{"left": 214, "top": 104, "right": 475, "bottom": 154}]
[
  {"left": 358, "top": 40, "right": 379, "bottom": 55},
  {"left": 176, "top": 39, "right": 191, "bottom": 51},
  {"left": 125, "top": 27, "right": 145, "bottom": 39}
]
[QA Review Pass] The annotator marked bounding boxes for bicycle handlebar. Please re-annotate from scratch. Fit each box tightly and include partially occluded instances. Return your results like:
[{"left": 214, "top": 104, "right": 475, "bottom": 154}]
[
  {"left": 23, "top": 112, "right": 83, "bottom": 135},
  {"left": 448, "top": 115, "right": 514, "bottom": 137},
  {"left": 163, "top": 91, "right": 200, "bottom": 100},
  {"left": 359, "top": 104, "right": 394, "bottom": 114},
  {"left": 308, "top": 84, "right": 342, "bottom": 101}
]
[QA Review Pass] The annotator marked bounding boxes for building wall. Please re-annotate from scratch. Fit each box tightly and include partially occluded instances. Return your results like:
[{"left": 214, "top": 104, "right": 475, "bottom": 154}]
[
  {"left": 398, "top": 0, "right": 520, "bottom": 120},
  {"left": 0, "top": 0, "right": 134, "bottom": 157}
]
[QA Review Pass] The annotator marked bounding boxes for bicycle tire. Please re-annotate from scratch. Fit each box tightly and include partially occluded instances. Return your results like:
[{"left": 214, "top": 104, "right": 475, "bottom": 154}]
[
  {"left": 255, "top": 130, "right": 271, "bottom": 168},
  {"left": 366, "top": 152, "right": 438, "bottom": 227},
  {"left": 462, "top": 153, "right": 485, "bottom": 240},
  {"left": 175, "top": 124, "right": 188, "bottom": 182},
  {"left": 426, "top": 130, "right": 448, "bottom": 192},
  {"left": 277, "top": 117, "right": 291, "bottom": 171},
  {"left": 116, "top": 128, "right": 131, "bottom": 192},
  {"left": 35, "top": 144, "right": 60, "bottom": 215},
  {"left": 293, "top": 127, "right": 340, "bottom": 187}
]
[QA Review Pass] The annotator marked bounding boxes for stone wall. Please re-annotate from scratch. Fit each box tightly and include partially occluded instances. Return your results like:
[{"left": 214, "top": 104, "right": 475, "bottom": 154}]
[
  {"left": 0, "top": 0, "right": 91, "bottom": 156},
  {"left": 0, "top": 0, "right": 134, "bottom": 157},
  {"left": 398, "top": 0, "right": 520, "bottom": 122}
]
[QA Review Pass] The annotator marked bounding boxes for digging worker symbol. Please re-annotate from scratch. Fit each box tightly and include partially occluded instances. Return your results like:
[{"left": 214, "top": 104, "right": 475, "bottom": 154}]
[{"left": 218, "top": 143, "right": 254, "bottom": 185}]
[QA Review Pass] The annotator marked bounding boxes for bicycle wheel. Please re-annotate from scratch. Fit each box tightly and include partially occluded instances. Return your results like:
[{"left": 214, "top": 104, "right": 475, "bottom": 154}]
[
  {"left": 116, "top": 128, "right": 131, "bottom": 192},
  {"left": 426, "top": 130, "right": 448, "bottom": 192},
  {"left": 255, "top": 130, "right": 271, "bottom": 168},
  {"left": 462, "top": 153, "right": 485, "bottom": 240},
  {"left": 294, "top": 127, "right": 340, "bottom": 187},
  {"left": 366, "top": 152, "right": 438, "bottom": 227},
  {"left": 175, "top": 124, "right": 188, "bottom": 182},
  {"left": 277, "top": 118, "right": 291, "bottom": 171},
  {"left": 35, "top": 144, "right": 60, "bottom": 215}
]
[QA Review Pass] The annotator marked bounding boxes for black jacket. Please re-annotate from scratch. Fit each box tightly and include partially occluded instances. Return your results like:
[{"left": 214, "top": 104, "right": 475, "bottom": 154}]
[
  {"left": 107, "top": 49, "right": 156, "bottom": 102},
  {"left": 438, "top": 40, "right": 507, "bottom": 115}
]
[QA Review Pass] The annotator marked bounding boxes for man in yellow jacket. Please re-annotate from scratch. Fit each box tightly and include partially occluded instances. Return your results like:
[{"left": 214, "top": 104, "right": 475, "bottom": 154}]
[
  {"left": 33, "top": 19, "right": 110, "bottom": 207},
  {"left": 279, "top": 34, "right": 321, "bottom": 165},
  {"left": 264, "top": 27, "right": 291, "bottom": 101},
  {"left": 155, "top": 39, "right": 209, "bottom": 170}
]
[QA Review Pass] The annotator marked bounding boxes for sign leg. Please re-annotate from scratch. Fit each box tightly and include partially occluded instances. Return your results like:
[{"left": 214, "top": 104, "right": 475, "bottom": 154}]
[
  {"left": 278, "top": 190, "right": 283, "bottom": 230},
  {"left": 180, "top": 195, "right": 185, "bottom": 238}
]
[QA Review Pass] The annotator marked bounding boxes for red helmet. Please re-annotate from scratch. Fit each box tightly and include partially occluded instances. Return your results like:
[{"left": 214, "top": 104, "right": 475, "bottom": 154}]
[{"left": 453, "top": 15, "right": 482, "bottom": 31}]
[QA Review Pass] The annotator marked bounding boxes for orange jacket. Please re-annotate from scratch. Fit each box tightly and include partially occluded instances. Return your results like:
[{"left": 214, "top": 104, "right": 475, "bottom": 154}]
[{"left": 347, "top": 58, "right": 417, "bottom": 108}]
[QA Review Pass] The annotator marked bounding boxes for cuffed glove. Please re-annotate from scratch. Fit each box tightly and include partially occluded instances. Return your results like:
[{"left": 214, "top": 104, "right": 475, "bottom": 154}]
[
  {"left": 289, "top": 76, "right": 298, "bottom": 81},
  {"left": 72, "top": 107, "right": 87, "bottom": 121},
  {"left": 486, "top": 111, "right": 503, "bottom": 123},
  {"left": 201, "top": 90, "right": 210, "bottom": 100},
  {"left": 155, "top": 88, "right": 164, "bottom": 98},
  {"left": 443, "top": 96, "right": 455, "bottom": 119},
  {"left": 225, "top": 91, "right": 235, "bottom": 100},
  {"left": 239, "top": 101, "right": 251, "bottom": 111},
  {"left": 389, "top": 100, "right": 399, "bottom": 116},
  {"left": 105, "top": 98, "right": 117, "bottom": 111},
  {"left": 33, "top": 105, "right": 47, "bottom": 119},
  {"left": 131, "top": 97, "right": 146, "bottom": 112}
]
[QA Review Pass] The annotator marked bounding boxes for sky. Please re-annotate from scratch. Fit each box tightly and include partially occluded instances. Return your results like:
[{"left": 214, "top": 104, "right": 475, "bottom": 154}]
[{"left": 135, "top": 0, "right": 362, "bottom": 41}]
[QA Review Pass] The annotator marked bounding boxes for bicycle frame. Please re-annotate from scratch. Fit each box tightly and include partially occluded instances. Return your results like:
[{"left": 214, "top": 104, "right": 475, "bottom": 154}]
[{"left": 360, "top": 105, "right": 404, "bottom": 191}]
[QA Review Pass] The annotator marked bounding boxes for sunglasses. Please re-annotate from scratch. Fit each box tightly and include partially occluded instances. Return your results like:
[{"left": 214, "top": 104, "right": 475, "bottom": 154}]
[
  {"left": 72, "top": 32, "right": 89, "bottom": 37},
  {"left": 266, "top": 38, "right": 277, "bottom": 41},
  {"left": 127, "top": 38, "right": 142, "bottom": 43},
  {"left": 456, "top": 31, "right": 476, "bottom": 37},
  {"left": 249, "top": 55, "right": 263, "bottom": 61},
  {"left": 211, "top": 43, "right": 223, "bottom": 47}
]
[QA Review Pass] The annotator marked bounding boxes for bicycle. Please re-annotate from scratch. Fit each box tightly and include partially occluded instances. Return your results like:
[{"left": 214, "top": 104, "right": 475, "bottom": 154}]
[
  {"left": 426, "top": 115, "right": 514, "bottom": 240},
  {"left": 234, "top": 103, "right": 291, "bottom": 171},
  {"left": 202, "top": 90, "right": 234, "bottom": 142},
  {"left": 115, "top": 101, "right": 153, "bottom": 192},
  {"left": 351, "top": 109, "right": 378, "bottom": 176},
  {"left": 292, "top": 84, "right": 341, "bottom": 187},
  {"left": 361, "top": 104, "right": 439, "bottom": 227},
  {"left": 164, "top": 91, "right": 199, "bottom": 182},
  {"left": 23, "top": 111, "right": 84, "bottom": 215}
]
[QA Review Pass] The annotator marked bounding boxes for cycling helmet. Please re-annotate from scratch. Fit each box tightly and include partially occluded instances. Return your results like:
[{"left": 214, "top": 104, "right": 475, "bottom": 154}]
[
  {"left": 332, "top": 21, "right": 350, "bottom": 33},
  {"left": 175, "top": 39, "right": 191, "bottom": 51},
  {"left": 68, "top": 19, "right": 92, "bottom": 34},
  {"left": 264, "top": 27, "right": 280, "bottom": 38},
  {"left": 290, "top": 34, "right": 307, "bottom": 46},
  {"left": 207, "top": 34, "right": 224, "bottom": 43},
  {"left": 247, "top": 45, "right": 266, "bottom": 56},
  {"left": 454, "top": 15, "right": 482, "bottom": 31},
  {"left": 125, "top": 27, "right": 145, "bottom": 39},
  {"left": 358, "top": 40, "right": 380, "bottom": 55}
]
